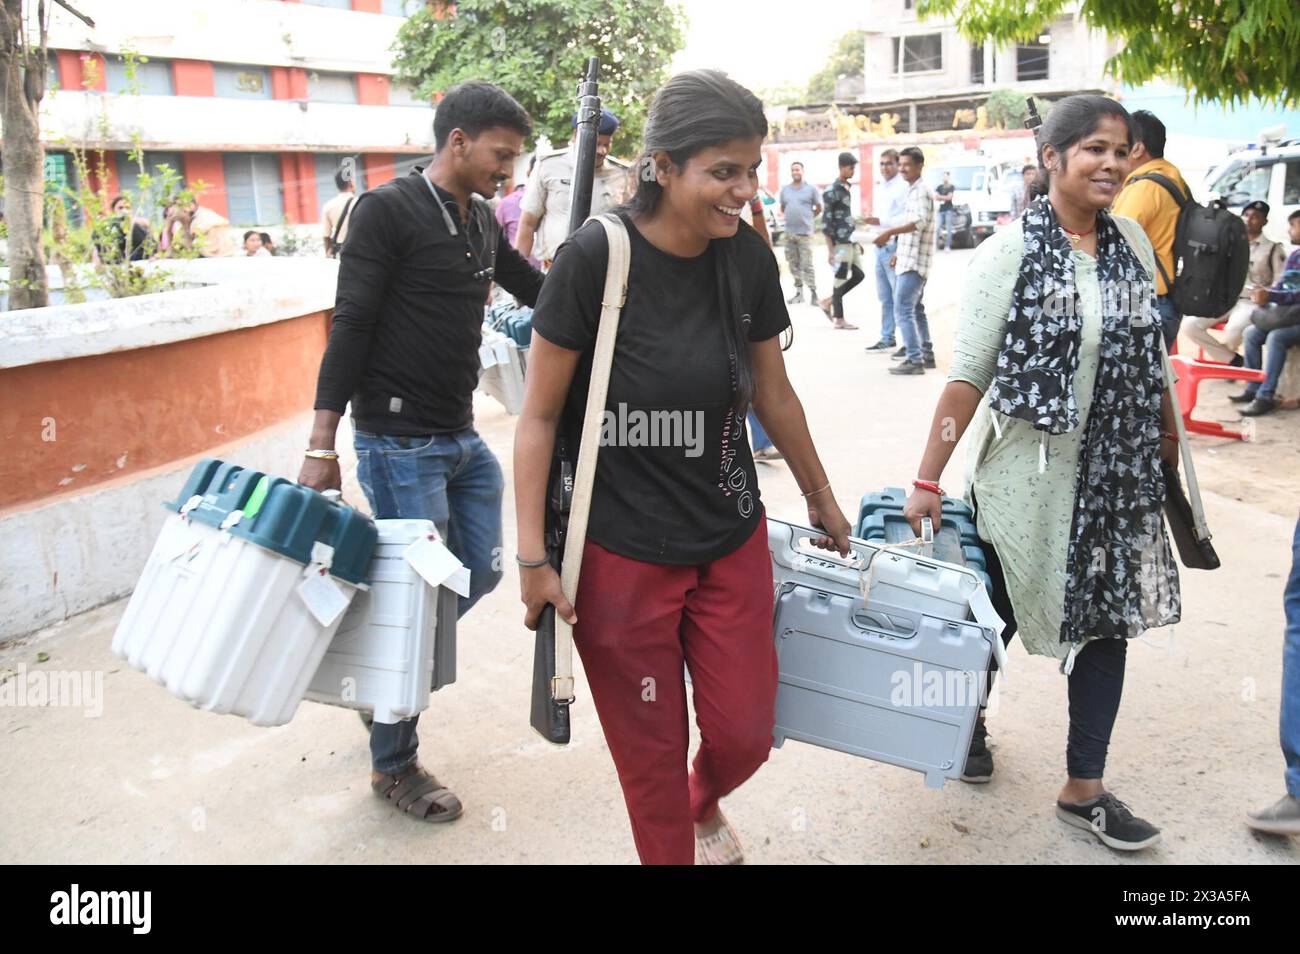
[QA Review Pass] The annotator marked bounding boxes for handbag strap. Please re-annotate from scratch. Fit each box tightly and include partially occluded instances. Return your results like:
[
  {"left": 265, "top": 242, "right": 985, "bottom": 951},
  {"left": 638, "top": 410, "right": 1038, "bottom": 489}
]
[
  {"left": 552, "top": 213, "right": 630, "bottom": 702},
  {"left": 1164, "top": 349, "right": 1212, "bottom": 541},
  {"left": 331, "top": 196, "right": 355, "bottom": 247}
]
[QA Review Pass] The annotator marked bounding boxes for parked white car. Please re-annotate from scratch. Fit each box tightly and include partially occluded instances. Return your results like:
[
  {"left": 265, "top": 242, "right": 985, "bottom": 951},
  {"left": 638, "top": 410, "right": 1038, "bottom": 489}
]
[{"left": 1203, "top": 137, "right": 1300, "bottom": 245}]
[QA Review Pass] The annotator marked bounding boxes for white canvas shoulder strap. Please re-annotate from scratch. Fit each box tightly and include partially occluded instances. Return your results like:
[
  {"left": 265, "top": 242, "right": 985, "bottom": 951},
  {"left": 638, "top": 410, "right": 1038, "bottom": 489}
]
[{"left": 552, "top": 214, "right": 630, "bottom": 702}]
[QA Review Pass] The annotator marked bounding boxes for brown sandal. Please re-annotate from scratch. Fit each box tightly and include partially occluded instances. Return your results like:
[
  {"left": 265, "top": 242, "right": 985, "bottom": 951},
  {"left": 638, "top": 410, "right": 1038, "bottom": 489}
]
[{"left": 372, "top": 763, "right": 463, "bottom": 823}]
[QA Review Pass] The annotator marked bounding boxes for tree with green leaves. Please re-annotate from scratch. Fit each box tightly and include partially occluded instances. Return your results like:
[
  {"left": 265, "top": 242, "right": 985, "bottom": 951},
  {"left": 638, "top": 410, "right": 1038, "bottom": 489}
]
[
  {"left": 392, "top": 0, "right": 686, "bottom": 154},
  {"left": 984, "top": 88, "right": 1053, "bottom": 129},
  {"left": 1, "top": 0, "right": 98, "bottom": 311},
  {"left": 917, "top": 0, "right": 1299, "bottom": 106},
  {"left": 805, "top": 29, "right": 867, "bottom": 103}
]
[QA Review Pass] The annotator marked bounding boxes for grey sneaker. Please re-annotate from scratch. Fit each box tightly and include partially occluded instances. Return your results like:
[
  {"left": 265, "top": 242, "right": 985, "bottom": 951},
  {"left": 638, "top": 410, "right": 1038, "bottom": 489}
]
[
  {"left": 753, "top": 446, "right": 785, "bottom": 462},
  {"left": 889, "top": 360, "right": 925, "bottom": 375},
  {"left": 1056, "top": 793, "right": 1161, "bottom": 851},
  {"left": 1245, "top": 794, "right": 1300, "bottom": 835},
  {"left": 786, "top": 289, "right": 804, "bottom": 304}
]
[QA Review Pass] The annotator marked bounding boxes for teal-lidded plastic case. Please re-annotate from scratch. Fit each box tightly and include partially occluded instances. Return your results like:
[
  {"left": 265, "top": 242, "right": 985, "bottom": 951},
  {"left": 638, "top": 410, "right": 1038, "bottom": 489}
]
[{"left": 167, "top": 458, "right": 377, "bottom": 585}]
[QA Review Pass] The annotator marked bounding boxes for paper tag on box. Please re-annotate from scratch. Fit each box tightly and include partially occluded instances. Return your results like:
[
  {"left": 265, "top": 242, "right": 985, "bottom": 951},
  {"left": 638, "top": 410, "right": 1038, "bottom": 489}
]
[
  {"left": 298, "top": 568, "right": 350, "bottom": 627},
  {"left": 479, "top": 343, "right": 498, "bottom": 369},
  {"left": 404, "top": 534, "right": 466, "bottom": 590},
  {"left": 444, "top": 565, "right": 471, "bottom": 598}
]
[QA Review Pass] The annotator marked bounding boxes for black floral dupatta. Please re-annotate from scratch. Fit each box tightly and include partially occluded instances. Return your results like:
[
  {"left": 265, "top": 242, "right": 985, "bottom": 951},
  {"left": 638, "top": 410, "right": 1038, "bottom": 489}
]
[{"left": 986, "top": 195, "right": 1180, "bottom": 651}]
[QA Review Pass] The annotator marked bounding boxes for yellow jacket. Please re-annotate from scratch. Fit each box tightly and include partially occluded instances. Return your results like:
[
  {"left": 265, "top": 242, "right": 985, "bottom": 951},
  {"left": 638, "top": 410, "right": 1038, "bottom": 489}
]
[{"left": 1111, "top": 158, "right": 1189, "bottom": 296}]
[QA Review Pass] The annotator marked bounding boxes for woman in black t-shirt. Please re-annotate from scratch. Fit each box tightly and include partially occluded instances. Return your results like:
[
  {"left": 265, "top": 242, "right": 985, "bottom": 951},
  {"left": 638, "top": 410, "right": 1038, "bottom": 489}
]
[{"left": 514, "top": 71, "right": 851, "bottom": 865}]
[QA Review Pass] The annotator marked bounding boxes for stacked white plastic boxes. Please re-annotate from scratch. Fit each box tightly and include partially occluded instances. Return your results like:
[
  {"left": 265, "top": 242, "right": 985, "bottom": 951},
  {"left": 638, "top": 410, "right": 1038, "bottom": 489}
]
[
  {"left": 767, "top": 518, "right": 1007, "bottom": 789},
  {"left": 478, "top": 330, "right": 527, "bottom": 415},
  {"left": 112, "top": 458, "right": 459, "bottom": 727},
  {"left": 306, "top": 519, "right": 459, "bottom": 723},
  {"left": 478, "top": 301, "right": 532, "bottom": 415}
]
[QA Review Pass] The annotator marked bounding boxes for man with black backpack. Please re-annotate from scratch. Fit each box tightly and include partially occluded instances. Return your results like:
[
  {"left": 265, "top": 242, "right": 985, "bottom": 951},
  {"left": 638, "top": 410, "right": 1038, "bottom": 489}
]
[
  {"left": 1112, "top": 110, "right": 1190, "bottom": 350},
  {"left": 1114, "top": 110, "right": 1251, "bottom": 352}
]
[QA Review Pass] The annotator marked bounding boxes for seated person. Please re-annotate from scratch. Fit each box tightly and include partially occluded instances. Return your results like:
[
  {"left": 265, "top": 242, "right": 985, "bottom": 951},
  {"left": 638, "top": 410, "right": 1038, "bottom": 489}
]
[
  {"left": 1232, "top": 209, "right": 1300, "bottom": 417},
  {"left": 243, "top": 230, "right": 271, "bottom": 257}
]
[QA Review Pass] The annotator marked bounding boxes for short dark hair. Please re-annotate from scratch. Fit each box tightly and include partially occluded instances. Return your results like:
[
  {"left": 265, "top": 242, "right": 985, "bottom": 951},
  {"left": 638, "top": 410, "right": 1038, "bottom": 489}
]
[
  {"left": 259, "top": 231, "right": 273, "bottom": 245},
  {"left": 879, "top": 149, "right": 899, "bottom": 161},
  {"left": 1289, "top": 209, "right": 1300, "bottom": 223},
  {"left": 899, "top": 146, "right": 925, "bottom": 166},
  {"left": 1129, "top": 109, "right": 1166, "bottom": 159},
  {"left": 433, "top": 81, "right": 532, "bottom": 151},
  {"left": 243, "top": 230, "right": 259, "bottom": 241},
  {"left": 1022, "top": 163, "right": 1036, "bottom": 175},
  {"left": 333, "top": 167, "right": 352, "bottom": 191},
  {"left": 790, "top": 161, "right": 804, "bottom": 170}
]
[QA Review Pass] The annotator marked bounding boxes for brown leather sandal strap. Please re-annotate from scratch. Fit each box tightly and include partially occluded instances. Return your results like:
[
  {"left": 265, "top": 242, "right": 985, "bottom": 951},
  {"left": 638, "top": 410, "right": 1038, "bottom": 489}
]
[{"left": 393, "top": 774, "right": 445, "bottom": 811}]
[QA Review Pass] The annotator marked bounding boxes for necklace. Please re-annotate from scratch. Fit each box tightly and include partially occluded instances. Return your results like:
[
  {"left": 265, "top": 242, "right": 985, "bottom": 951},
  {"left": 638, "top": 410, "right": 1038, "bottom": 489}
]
[
  {"left": 423, "top": 172, "right": 496, "bottom": 282},
  {"left": 1060, "top": 222, "right": 1096, "bottom": 248}
]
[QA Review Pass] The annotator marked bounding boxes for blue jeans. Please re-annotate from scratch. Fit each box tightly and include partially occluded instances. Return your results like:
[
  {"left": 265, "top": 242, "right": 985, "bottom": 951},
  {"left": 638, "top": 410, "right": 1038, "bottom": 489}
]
[
  {"left": 937, "top": 209, "right": 955, "bottom": 250},
  {"left": 1155, "top": 295, "right": 1180, "bottom": 352},
  {"left": 747, "top": 410, "right": 772, "bottom": 451},
  {"left": 1242, "top": 323, "right": 1300, "bottom": 402},
  {"left": 1285, "top": 517, "right": 1300, "bottom": 797},
  {"left": 354, "top": 427, "right": 505, "bottom": 773},
  {"left": 873, "top": 241, "right": 897, "bottom": 343},
  {"left": 894, "top": 269, "right": 932, "bottom": 364}
]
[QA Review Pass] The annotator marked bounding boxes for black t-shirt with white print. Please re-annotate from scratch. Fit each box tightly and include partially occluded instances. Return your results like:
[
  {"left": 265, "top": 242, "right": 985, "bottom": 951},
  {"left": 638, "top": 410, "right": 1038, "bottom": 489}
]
[{"left": 531, "top": 212, "right": 791, "bottom": 565}]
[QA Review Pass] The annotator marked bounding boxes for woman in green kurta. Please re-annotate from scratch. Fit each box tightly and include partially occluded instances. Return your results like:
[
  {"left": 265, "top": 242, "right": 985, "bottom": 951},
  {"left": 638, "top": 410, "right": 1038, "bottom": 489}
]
[{"left": 903, "top": 96, "right": 1182, "bottom": 852}]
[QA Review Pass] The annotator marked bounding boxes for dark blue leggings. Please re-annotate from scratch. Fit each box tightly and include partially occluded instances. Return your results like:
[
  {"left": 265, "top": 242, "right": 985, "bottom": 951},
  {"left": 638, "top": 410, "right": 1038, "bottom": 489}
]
[{"left": 981, "top": 534, "right": 1128, "bottom": 780}]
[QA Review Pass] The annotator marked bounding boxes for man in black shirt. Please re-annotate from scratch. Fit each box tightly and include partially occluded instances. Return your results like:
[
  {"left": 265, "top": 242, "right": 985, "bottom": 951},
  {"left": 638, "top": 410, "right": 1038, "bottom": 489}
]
[
  {"left": 934, "top": 171, "right": 956, "bottom": 251},
  {"left": 301, "top": 80, "right": 543, "bottom": 823}
]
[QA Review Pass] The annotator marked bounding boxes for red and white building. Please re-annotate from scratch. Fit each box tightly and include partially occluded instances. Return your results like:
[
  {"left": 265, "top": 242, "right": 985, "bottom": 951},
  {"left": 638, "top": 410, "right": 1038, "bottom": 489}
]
[{"left": 40, "top": 0, "right": 439, "bottom": 228}]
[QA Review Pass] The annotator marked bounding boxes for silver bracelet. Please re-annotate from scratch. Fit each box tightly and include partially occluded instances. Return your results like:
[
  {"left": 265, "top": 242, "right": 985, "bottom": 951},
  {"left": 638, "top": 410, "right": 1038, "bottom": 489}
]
[{"left": 515, "top": 554, "right": 550, "bottom": 569}]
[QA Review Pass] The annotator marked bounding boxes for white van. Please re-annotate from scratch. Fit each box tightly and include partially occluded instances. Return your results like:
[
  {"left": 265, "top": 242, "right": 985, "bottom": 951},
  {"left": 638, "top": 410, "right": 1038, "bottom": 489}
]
[
  {"left": 1203, "top": 137, "right": 1300, "bottom": 246},
  {"left": 923, "top": 159, "right": 1020, "bottom": 247}
]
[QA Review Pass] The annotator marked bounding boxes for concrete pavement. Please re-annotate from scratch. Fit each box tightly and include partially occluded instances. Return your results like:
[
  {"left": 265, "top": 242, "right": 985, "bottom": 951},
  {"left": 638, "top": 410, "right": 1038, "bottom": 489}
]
[{"left": 2, "top": 245, "right": 1297, "bottom": 864}]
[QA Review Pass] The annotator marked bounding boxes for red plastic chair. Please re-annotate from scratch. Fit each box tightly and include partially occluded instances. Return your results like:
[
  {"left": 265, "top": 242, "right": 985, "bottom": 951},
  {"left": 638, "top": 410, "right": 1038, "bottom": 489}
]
[{"left": 1170, "top": 354, "right": 1266, "bottom": 440}]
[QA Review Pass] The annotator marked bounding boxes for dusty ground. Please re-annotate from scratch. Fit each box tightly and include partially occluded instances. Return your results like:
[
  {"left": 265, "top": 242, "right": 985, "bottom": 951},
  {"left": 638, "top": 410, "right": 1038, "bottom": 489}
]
[{"left": 2, "top": 245, "right": 1297, "bottom": 864}]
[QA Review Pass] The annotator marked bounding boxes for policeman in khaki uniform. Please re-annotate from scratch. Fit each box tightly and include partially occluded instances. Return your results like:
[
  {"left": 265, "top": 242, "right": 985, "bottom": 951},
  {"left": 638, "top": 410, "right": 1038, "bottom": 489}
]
[{"left": 515, "top": 109, "right": 630, "bottom": 268}]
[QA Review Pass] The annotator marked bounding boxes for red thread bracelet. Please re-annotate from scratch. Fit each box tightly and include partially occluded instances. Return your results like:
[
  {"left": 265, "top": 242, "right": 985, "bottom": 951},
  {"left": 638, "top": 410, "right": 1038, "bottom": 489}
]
[{"left": 913, "top": 479, "right": 945, "bottom": 496}]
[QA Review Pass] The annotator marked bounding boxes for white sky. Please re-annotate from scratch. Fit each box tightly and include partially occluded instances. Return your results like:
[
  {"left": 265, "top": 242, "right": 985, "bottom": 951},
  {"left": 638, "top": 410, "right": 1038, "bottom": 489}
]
[{"left": 671, "top": 0, "right": 862, "bottom": 93}]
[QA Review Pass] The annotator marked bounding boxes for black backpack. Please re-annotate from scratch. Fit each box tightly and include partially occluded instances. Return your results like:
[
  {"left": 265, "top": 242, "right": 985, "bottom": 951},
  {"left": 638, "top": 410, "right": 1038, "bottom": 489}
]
[{"left": 1131, "top": 172, "right": 1249, "bottom": 318}]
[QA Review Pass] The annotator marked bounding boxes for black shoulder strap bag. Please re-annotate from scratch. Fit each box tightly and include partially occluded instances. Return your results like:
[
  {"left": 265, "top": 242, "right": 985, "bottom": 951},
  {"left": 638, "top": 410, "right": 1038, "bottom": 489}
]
[{"left": 329, "top": 195, "right": 355, "bottom": 258}]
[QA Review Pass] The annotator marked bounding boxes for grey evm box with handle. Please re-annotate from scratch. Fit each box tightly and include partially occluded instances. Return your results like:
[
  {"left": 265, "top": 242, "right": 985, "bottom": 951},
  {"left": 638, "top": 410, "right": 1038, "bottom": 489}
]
[{"left": 767, "top": 518, "right": 1005, "bottom": 789}]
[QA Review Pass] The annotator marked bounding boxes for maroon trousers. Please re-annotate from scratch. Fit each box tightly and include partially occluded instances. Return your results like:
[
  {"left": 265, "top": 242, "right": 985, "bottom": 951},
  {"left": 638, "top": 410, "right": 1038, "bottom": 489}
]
[{"left": 573, "top": 519, "right": 778, "bottom": 865}]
